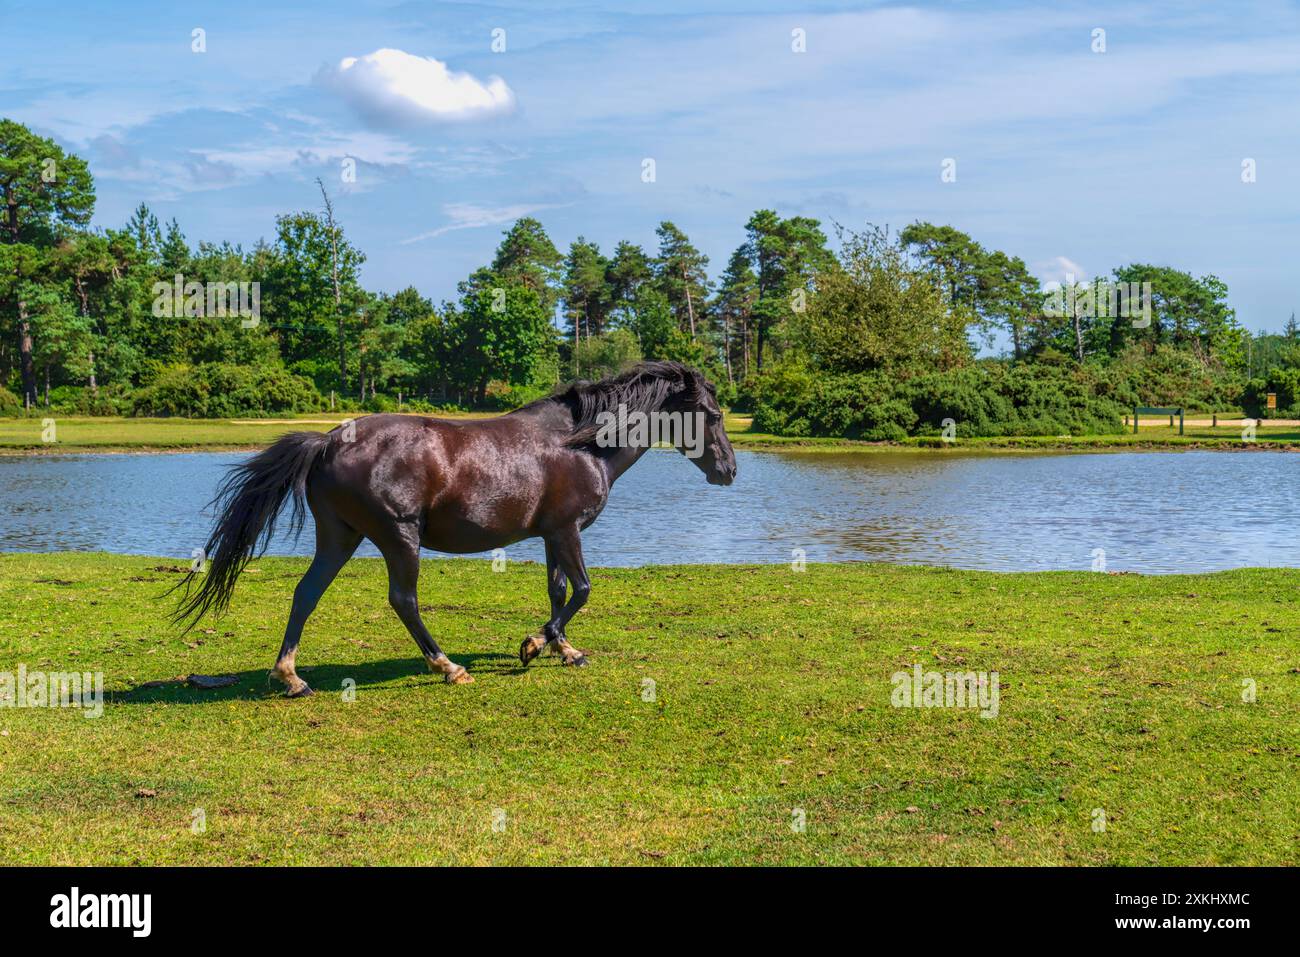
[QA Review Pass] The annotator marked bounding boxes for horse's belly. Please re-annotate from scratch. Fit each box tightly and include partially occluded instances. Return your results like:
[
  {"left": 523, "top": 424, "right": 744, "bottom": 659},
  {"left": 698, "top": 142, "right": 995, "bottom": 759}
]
[
  {"left": 418, "top": 504, "right": 535, "bottom": 554},
  {"left": 420, "top": 528, "right": 530, "bottom": 554}
]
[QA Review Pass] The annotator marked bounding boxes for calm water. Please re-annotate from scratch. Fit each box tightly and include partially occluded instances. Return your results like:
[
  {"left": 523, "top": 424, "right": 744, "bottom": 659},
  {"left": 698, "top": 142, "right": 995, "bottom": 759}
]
[{"left": 1, "top": 449, "right": 1297, "bottom": 573}]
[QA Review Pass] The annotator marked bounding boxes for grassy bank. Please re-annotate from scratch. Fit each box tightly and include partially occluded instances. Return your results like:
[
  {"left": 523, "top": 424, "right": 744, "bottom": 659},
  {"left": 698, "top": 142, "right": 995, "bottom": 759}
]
[
  {"left": 0, "top": 413, "right": 485, "bottom": 454},
  {"left": 730, "top": 419, "right": 1300, "bottom": 452},
  {"left": 4, "top": 414, "right": 1300, "bottom": 454},
  {"left": 0, "top": 553, "right": 1295, "bottom": 865}
]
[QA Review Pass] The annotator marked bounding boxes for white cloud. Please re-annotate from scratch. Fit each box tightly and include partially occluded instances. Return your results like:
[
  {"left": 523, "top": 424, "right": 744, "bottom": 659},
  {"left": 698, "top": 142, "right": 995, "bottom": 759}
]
[
  {"left": 400, "top": 202, "right": 569, "bottom": 244},
  {"left": 1037, "top": 256, "right": 1089, "bottom": 286},
  {"left": 319, "top": 48, "right": 515, "bottom": 127}
]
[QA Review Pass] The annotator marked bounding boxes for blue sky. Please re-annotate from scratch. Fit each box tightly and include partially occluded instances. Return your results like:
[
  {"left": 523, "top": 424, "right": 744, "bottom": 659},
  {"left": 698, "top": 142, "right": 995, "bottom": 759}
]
[{"left": 3, "top": 0, "right": 1298, "bottom": 334}]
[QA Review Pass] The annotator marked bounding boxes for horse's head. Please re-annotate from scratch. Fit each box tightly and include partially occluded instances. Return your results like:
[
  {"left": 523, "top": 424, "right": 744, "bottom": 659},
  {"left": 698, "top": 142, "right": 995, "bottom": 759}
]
[
  {"left": 662, "top": 364, "right": 737, "bottom": 487},
  {"left": 563, "top": 361, "right": 737, "bottom": 485}
]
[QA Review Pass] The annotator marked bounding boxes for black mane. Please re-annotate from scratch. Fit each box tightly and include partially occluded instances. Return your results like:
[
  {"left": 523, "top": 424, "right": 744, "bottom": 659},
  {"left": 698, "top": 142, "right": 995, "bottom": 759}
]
[{"left": 529, "top": 361, "right": 713, "bottom": 447}]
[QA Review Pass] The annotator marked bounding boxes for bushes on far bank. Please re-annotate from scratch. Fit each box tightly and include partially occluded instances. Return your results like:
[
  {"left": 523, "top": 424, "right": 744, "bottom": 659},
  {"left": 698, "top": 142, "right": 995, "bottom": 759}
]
[
  {"left": 1, "top": 352, "right": 562, "bottom": 420},
  {"left": 130, "top": 362, "right": 323, "bottom": 418},
  {"left": 745, "top": 362, "right": 913, "bottom": 440},
  {"left": 0, "top": 386, "right": 21, "bottom": 416},
  {"left": 0, "top": 346, "right": 1250, "bottom": 436},
  {"left": 1242, "top": 368, "right": 1300, "bottom": 418},
  {"left": 1103, "top": 344, "right": 1238, "bottom": 412},
  {"left": 16, "top": 364, "right": 510, "bottom": 419},
  {"left": 903, "top": 362, "right": 1127, "bottom": 437},
  {"left": 749, "top": 359, "right": 1129, "bottom": 439}
]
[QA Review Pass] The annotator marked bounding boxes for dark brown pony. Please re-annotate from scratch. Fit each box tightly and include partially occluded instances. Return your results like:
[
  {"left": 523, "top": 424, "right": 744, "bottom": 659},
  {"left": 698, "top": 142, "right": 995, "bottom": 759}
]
[{"left": 173, "top": 361, "right": 736, "bottom": 695}]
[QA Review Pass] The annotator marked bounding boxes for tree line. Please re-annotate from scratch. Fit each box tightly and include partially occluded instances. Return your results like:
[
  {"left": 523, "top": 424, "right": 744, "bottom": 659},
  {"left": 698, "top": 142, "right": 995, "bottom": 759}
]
[{"left": 3, "top": 117, "right": 1292, "bottom": 431}]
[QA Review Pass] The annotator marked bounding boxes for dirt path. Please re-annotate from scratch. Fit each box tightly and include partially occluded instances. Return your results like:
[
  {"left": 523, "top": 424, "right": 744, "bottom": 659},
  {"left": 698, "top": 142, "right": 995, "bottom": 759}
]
[{"left": 1132, "top": 417, "right": 1300, "bottom": 427}]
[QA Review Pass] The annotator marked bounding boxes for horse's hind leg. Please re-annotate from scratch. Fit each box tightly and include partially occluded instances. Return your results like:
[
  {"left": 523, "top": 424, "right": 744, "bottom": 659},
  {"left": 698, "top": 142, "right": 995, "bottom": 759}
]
[
  {"left": 376, "top": 523, "right": 473, "bottom": 685},
  {"left": 273, "top": 514, "right": 361, "bottom": 697}
]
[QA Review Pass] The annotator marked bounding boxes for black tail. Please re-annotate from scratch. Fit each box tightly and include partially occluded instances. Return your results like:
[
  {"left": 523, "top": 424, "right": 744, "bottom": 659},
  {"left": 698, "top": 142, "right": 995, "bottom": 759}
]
[{"left": 171, "top": 431, "right": 333, "bottom": 630}]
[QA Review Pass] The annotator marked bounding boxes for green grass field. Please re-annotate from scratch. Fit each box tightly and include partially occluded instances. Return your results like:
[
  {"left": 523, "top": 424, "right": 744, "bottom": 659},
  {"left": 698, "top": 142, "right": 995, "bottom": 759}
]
[
  {"left": 5, "top": 413, "right": 1300, "bottom": 454},
  {"left": 0, "top": 553, "right": 1295, "bottom": 865}
]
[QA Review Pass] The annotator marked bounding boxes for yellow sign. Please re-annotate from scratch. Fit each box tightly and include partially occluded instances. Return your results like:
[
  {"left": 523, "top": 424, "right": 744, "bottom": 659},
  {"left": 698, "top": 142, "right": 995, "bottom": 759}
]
[{"left": 1267, "top": 392, "right": 1277, "bottom": 409}]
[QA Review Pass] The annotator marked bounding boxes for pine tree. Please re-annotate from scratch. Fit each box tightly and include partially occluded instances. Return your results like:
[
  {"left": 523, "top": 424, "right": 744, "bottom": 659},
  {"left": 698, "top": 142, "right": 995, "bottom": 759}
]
[
  {"left": 653, "top": 222, "right": 709, "bottom": 340},
  {"left": 562, "top": 238, "right": 611, "bottom": 344},
  {"left": 714, "top": 247, "right": 758, "bottom": 384},
  {"left": 125, "top": 203, "right": 162, "bottom": 263},
  {"left": 491, "top": 217, "right": 563, "bottom": 315},
  {"left": 606, "top": 240, "right": 652, "bottom": 322}
]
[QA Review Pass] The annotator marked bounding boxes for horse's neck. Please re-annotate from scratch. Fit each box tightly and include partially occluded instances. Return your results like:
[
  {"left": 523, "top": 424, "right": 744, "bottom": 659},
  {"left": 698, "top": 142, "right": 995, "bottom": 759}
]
[
  {"left": 596, "top": 397, "right": 668, "bottom": 484},
  {"left": 601, "top": 441, "right": 653, "bottom": 485}
]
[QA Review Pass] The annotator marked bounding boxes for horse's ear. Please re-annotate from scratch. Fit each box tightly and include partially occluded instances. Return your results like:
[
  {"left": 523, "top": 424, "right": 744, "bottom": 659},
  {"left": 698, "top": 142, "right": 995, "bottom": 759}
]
[
  {"left": 667, "top": 361, "right": 693, "bottom": 390},
  {"left": 680, "top": 364, "right": 709, "bottom": 399}
]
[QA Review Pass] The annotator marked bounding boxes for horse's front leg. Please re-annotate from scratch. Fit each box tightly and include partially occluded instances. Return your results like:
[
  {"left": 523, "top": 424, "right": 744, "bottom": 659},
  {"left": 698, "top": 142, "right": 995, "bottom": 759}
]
[
  {"left": 520, "top": 538, "right": 565, "bottom": 664},
  {"left": 519, "top": 531, "right": 589, "bottom": 667}
]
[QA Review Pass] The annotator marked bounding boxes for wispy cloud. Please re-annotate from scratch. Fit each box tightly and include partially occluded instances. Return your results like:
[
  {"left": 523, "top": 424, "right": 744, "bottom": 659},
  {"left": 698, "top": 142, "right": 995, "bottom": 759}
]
[
  {"left": 80, "top": 109, "right": 421, "bottom": 200},
  {"left": 400, "top": 201, "right": 570, "bottom": 244},
  {"left": 1037, "top": 256, "right": 1089, "bottom": 285}
]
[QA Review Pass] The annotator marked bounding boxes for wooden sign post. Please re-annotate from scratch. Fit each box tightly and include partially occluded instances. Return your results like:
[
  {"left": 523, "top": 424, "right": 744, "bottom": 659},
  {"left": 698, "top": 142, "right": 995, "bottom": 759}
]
[{"left": 1133, "top": 406, "right": 1185, "bottom": 435}]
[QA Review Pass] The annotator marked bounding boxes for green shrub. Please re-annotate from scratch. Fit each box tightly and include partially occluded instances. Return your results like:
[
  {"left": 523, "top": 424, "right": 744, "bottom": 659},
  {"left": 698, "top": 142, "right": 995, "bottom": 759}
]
[
  {"left": 131, "top": 363, "right": 321, "bottom": 417},
  {"left": 0, "top": 385, "right": 21, "bottom": 416},
  {"left": 1241, "top": 369, "right": 1300, "bottom": 418},
  {"left": 750, "top": 361, "right": 913, "bottom": 439},
  {"left": 749, "top": 358, "right": 1126, "bottom": 439},
  {"left": 46, "top": 385, "right": 132, "bottom": 416},
  {"left": 400, "top": 398, "right": 463, "bottom": 415},
  {"left": 1107, "top": 345, "right": 1236, "bottom": 411},
  {"left": 904, "top": 366, "right": 1015, "bottom": 437},
  {"left": 287, "top": 358, "right": 338, "bottom": 396}
]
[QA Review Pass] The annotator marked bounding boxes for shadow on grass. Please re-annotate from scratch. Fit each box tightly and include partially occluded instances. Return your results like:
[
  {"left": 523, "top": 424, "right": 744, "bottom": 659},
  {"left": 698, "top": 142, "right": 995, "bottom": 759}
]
[{"left": 114, "top": 650, "right": 534, "bottom": 705}]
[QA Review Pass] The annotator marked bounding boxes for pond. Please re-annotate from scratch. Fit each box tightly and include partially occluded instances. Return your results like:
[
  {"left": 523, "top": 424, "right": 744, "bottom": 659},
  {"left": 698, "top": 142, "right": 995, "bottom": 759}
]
[{"left": 1, "top": 448, "right": 1297, "bottom": 573}]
